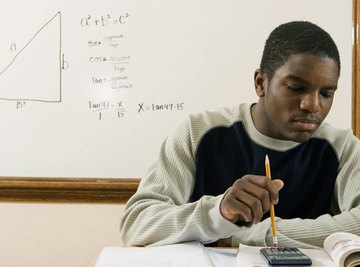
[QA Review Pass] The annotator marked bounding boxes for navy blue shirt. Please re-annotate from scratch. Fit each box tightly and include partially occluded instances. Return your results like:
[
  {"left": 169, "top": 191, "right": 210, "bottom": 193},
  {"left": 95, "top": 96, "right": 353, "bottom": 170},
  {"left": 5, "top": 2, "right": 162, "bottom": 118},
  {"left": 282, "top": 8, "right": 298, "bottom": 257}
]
[{"left": 191, "top": 121, "right": 338, "bottom": 220}]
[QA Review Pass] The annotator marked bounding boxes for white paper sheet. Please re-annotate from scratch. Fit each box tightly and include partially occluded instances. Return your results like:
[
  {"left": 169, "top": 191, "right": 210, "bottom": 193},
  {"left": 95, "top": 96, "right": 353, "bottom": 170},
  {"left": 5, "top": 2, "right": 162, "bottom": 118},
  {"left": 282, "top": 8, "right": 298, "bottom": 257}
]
[
  {"left": 95, "top": 242, "right": 214, "bottom": 267},
  {"left": 207, "top": 247, "right": 238, "bottom": 266}
]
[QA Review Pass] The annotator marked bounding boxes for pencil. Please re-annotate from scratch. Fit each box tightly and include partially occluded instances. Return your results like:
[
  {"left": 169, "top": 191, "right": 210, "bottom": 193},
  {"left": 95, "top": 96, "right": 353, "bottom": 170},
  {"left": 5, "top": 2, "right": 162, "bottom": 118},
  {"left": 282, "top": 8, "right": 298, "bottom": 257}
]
[{"left": 265, "top": 154, "right": 278, "bottom": 247}]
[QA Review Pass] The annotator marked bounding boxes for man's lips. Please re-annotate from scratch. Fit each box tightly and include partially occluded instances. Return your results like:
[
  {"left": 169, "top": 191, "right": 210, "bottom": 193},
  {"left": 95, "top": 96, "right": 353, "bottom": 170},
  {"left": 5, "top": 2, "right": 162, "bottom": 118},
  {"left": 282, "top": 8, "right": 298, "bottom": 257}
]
[{"left": 292, "top": 117, "right": 320, "bottom": 131}]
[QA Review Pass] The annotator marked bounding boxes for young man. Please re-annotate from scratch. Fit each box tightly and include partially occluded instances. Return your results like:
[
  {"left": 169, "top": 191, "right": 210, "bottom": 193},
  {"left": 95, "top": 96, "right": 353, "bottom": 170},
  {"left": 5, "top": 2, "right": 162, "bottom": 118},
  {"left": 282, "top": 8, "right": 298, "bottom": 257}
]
[{"left": 120, "top": 21, "right": 360, "bottom": 248}]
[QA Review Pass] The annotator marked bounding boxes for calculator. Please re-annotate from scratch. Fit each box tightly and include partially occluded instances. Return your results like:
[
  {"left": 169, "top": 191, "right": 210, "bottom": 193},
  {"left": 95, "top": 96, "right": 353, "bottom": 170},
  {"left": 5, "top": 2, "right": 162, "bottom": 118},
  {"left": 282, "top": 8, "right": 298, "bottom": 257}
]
[{"left": 260, "top": 247, "right": 312, "bottom": 265}]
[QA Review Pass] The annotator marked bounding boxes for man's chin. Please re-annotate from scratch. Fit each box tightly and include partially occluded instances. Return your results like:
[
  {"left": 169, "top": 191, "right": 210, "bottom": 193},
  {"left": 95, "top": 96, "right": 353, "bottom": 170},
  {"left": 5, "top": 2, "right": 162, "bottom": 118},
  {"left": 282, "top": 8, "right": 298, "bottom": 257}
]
[{"left": 287, "top": 131, "right": 314, "bottom": 143}]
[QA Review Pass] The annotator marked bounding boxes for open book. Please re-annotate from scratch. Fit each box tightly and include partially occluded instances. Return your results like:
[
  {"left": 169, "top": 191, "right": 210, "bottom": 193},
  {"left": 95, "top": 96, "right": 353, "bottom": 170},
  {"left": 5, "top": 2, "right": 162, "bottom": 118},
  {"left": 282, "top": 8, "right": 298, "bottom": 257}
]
[
  {"left": 237, "top": 232, "right": 360, "bottom": 267},
  {"left": 323, "top": 232, "right": 360, "bottom": 267}
]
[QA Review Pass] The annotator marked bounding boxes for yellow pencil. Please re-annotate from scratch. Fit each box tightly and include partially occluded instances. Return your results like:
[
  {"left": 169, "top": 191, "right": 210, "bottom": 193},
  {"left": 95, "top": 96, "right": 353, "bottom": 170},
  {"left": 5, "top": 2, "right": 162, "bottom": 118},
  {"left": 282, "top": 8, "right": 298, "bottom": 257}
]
[{"left": 265, "top": 154, "right": 278, "bottom": 247}]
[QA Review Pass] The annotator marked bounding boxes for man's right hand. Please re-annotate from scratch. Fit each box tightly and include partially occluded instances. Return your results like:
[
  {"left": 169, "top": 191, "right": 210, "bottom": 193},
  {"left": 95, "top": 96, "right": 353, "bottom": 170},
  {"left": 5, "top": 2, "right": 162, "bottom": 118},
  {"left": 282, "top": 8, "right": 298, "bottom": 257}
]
[{"left": 220, "top": 175, "right": 284, "bottom": 224}]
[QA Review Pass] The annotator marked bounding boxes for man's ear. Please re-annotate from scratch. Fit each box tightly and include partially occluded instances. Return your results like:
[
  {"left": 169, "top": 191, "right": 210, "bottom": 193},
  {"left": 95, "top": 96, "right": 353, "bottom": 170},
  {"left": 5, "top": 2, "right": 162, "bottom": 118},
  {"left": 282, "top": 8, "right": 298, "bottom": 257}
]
[{"left": 254, "top": 69, "right": 267, "bottom": 97}]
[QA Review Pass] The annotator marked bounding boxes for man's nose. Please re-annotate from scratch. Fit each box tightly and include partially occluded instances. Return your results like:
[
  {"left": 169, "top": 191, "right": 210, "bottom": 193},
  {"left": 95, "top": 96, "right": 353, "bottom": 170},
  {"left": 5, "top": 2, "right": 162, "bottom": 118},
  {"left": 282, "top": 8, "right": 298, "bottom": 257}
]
[{"left": 300, "top": 92, "right": 321, "bottom": 113}]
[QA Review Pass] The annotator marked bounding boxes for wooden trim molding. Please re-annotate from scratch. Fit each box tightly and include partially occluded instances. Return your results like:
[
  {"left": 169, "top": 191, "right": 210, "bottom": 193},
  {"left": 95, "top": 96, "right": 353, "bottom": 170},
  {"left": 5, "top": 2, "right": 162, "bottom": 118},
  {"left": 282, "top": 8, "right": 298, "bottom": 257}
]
[
  {"left": 353, "top": 0, "right": 360, "bottom": 138},
  {"left": 0, "top": 177, "right": 140, "bottom": 203},
  {"left": 1, "top": 4, "right": 359, "bottom": 203}
]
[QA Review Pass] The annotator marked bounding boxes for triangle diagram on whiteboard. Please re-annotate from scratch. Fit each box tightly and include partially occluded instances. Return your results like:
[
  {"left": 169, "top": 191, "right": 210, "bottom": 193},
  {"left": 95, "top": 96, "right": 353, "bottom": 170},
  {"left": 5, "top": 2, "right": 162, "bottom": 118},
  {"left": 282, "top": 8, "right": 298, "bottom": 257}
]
[{"left": 0, "top": 12, "right": 62, "bottom": 102}]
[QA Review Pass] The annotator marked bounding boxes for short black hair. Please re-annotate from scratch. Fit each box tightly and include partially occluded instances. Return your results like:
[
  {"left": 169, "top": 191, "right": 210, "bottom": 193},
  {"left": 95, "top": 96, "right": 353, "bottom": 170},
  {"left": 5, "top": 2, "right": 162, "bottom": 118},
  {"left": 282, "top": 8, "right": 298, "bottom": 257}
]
[{"left": 260, "top": 21, "right": 341, "bottom": 80}]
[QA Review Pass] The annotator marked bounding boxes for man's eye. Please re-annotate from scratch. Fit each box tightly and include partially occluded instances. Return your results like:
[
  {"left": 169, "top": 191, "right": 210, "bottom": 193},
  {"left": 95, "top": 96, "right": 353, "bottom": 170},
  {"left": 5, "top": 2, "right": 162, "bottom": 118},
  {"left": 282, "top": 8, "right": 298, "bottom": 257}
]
[
  {"left": 320, "top": 91, "right": 334, "bottom": 98},
  {"left": 287, "top": 85, "right": 303, "bottom": 92}
]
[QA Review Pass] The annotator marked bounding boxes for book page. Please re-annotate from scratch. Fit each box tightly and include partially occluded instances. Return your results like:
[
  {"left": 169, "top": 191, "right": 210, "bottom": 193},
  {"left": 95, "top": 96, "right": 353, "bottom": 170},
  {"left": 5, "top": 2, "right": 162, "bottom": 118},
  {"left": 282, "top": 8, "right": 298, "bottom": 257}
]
[
  {"left": 237, "top": 244, "right": 269, "bottom": 267},
  {"left": 206, "top": 247, "right": 238, "bottom": 267},
  {"left": 323, "top": 232, "right": 360, "bottom": 267},
  {"left": 344, "top": 252, "right": 360, "bottom": 267},
  {"left": 95, "top": 242, "right": 214, "bottom": 267}
]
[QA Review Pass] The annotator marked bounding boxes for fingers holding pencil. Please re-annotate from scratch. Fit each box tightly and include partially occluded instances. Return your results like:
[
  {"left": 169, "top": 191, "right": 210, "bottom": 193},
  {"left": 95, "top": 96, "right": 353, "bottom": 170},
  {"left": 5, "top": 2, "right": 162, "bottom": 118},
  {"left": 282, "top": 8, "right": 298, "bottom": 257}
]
[{"left": 220, "top": 174, "right": 283, "bottom": 224}]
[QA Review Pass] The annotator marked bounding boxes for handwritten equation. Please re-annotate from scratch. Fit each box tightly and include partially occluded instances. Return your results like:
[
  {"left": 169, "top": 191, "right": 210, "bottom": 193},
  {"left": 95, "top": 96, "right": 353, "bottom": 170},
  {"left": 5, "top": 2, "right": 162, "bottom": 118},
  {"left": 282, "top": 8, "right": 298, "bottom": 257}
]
[
  {"left": 80, "top": 13, "right": 130, "bottom": 27},
  {"left": 1, "top": 11, "right": 187, "bottom": 122},
  {"left": 88, "top": 100, "right": 185, "bottom": 120},
  {"left": 83, "top": 12, "right": 134, "bottom": 94}
]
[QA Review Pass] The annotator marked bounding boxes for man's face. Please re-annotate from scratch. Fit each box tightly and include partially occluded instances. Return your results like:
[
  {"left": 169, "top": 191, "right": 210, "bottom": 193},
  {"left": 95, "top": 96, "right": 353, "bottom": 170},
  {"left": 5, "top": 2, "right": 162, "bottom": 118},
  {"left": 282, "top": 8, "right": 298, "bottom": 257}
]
[{"left": 253, "top": 54, "right": 339, "bottom": 143}]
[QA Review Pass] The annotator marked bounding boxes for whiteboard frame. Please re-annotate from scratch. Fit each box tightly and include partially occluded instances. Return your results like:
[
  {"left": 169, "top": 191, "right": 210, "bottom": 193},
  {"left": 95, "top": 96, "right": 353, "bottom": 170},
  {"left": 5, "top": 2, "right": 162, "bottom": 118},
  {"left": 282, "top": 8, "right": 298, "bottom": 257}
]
[{"left": 0, "top": 1, "right": 359, "bottom": 203}]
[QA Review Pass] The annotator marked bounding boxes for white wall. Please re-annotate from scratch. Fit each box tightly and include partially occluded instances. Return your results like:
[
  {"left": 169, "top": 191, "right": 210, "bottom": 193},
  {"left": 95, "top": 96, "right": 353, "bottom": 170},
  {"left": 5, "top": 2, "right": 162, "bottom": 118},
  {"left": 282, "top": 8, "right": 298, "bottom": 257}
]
[{"left": 0, "top": 203, "right": 124, "bottom": 267}]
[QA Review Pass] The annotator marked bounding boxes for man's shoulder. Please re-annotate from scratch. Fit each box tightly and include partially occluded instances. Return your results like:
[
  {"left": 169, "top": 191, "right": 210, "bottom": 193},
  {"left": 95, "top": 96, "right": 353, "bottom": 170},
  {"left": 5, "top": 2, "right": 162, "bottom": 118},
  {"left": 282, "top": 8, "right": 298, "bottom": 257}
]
[
  {"left": 314, "top": 122, "right": 353, "bottom": 140},
  {"left": 312, "top": 122, "right": 358, "bottom": 154}
]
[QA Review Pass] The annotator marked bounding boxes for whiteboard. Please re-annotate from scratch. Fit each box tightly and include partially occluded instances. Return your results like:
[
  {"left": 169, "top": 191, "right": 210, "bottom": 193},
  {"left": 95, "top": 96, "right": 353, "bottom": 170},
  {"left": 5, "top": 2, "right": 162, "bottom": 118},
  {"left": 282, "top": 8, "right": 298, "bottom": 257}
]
[{"left": 0, "top": 0, "right": 352, "bottom": 178}]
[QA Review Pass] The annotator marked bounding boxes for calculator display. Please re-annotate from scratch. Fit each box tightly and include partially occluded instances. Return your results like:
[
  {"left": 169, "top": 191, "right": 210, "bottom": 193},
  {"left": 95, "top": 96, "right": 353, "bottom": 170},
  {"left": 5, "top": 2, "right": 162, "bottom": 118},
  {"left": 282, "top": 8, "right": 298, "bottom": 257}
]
[{"left": 260, "top": 247, "right": 312, "bottom": 265}]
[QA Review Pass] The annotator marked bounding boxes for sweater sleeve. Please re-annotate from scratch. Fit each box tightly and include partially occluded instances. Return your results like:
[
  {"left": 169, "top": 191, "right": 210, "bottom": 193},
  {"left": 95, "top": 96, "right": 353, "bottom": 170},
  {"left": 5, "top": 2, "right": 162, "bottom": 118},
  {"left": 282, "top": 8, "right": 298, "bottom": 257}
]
[
  {"left": 119, "top": 116, "right": 239, "bottom": 246},
  {"left": 231, "top": 132, "right": 360, "bottom": 248}
]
